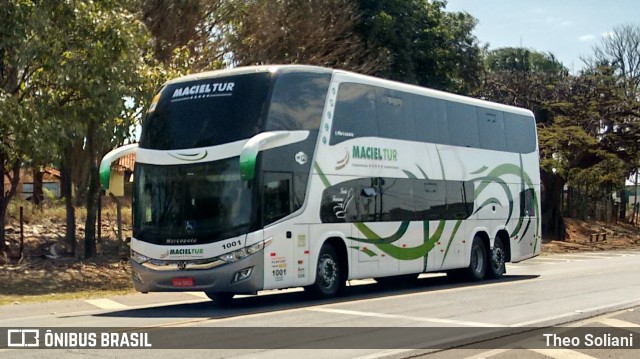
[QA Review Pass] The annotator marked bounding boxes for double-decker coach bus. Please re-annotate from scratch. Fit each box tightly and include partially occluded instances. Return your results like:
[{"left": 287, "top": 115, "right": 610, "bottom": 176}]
[{"left": 100, "top": 65, "right": 540, "bottom": 303}]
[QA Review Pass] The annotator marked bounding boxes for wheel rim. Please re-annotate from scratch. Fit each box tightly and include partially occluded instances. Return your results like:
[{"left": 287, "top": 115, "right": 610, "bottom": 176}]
[
  {"left": 318, "top": 254, "right": 337, "bottom": 289},
  {"left": 471, "top": 245, "right": 484, "bottom": 274},
  {"left": 492, "top": 246, "right": 504, "bottom": 270}
]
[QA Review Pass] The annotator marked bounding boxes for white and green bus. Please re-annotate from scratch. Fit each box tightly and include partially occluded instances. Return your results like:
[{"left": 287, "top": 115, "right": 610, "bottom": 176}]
[{"left": 100, "top": 65, "right": 540, "bottom": 302}]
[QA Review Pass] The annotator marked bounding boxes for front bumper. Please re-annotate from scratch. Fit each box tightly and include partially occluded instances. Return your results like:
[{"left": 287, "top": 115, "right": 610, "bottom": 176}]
[{"left": 130, "top": 251, "right": 264, "bottom": 294}]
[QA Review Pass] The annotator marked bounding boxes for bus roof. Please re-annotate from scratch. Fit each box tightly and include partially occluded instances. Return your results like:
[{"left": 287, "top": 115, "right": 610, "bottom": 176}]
[
  {"left": 165, "top": 65, "right": 534, "bottom": 117},
  {"left": 332, "top": 70, "right": 534, "bottom": 117},
  {"left": 165, "top": 65, "right": 333, "bottom": 85}
]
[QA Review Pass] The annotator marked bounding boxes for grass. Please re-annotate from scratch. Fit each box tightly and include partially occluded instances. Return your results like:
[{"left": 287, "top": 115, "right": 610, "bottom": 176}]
[
  {"left": 0, "top": 289, "right": 136, "bottom": 306},
  {"left": 6, "top": 196, "right": 132, "bottom": 226},
  {"left": 0, "top": 257, "right": 135, "bottom": 306},
  {"left": 2, "top": 196, "right": 135, "bottom": 306}
]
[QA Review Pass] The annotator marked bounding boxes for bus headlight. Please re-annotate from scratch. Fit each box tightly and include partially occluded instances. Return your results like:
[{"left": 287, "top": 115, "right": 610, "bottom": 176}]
[
  {"left": 131, "top": 249, "right": 150, "bottom": 264},
  {"left": 218, "top": 239, "right": 270, "bottom": 263}
]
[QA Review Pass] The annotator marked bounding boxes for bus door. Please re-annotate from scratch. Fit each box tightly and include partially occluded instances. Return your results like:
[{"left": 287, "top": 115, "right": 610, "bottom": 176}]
[
  {"left": 349, "top": 179, "right": 399, "bottom": 279},
  {"left": 516, "top": 187, "right": 537, "bottom": 259},
  {"left": 261, "top": 171, "right": 310, "bottom": 288}
]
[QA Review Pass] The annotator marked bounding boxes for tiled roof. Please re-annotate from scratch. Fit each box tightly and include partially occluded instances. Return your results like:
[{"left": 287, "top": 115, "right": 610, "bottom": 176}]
[{"left": 112, "top": 154, "right": 136, "bottom": 171}]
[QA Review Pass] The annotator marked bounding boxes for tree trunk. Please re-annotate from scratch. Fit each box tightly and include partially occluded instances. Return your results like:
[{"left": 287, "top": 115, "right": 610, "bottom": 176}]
[
  {"left": 61, "top": 143, "right": 76, "bottom": 255},
  {"left": 33, "top": 166, "right": 44, "bottom": 206},
  {"left": 72, "top": 137, "right": 90, "bottom": 207},
  {"left": 0, "top": 150, "right": 5, "bottom": 254},
  {"left": 619, "top": 187, "right": 627, "bottom": 222},
  {"left": 84, "top": 168, "right": 99, "bottom": 258},
  {"left": 541, "top": 171, "right": 566, "bottom": 240},
  {"left": 84, "top": 123, "right": 99, "bottom": 259},
  {"left": 0, "top": 152, "right": 21, "bottom": 254}
]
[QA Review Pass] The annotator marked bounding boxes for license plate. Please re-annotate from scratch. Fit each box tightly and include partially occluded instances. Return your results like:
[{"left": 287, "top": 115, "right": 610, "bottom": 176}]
[{"left": 171, "top": 277, "right": 194, "bottom": 287}]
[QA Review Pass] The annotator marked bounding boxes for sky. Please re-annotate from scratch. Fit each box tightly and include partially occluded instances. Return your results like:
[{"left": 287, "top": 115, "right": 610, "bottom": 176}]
[{"left": 445, "top": 0, "right": 640, "bottom": 73}]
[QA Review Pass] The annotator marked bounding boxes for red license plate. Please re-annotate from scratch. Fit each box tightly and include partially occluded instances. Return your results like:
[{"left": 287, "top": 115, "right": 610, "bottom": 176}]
[{"left": 171, "top": 277, "right": 195, "bottom": 287}]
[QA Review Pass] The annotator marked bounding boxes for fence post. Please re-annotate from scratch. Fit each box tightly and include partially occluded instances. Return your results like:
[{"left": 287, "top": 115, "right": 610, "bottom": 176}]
[
  {"left": 19, "top": 206, "right": 24, "bottom": 259},
  {"left": 108, "top": 193, "right": 123, "bottom": 255}
]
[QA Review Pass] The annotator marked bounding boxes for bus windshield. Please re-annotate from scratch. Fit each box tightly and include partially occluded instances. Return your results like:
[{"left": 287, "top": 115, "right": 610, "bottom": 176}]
[
  {"left": 133, "top": 158, "right": 254, "bottom": 244},
  {"left": 140, "top": 72, "right": 272, "bottom": 150}
]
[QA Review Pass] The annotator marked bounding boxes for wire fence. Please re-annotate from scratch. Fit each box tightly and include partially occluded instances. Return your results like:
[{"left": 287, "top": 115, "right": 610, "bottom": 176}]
[{"left": 562, "top": 184, "right": 640, "bottom": 224}]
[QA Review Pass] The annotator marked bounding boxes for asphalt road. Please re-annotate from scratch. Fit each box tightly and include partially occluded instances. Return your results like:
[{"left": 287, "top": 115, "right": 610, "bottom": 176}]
[{"left": 1, "top": 249, "right": 639, "bottom": 358}]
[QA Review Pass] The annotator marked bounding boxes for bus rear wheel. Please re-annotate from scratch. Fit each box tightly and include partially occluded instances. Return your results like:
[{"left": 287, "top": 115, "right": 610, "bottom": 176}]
[
  {"left": 486, "top": 237, "right": 506, "bottom": 279},
  {"left": 465, "top": 236, "right": 487, "bottom": 281},
  {"left": 307, "top": 244, "right": 344, "bottom": 298}
]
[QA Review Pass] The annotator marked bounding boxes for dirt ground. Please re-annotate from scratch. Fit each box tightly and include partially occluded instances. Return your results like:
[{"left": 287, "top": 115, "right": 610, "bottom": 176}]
[
  {"left": 543, "top": 218, "right": 640, "bottom": 254},
  {"left": 2, "top": 217, "right": 640, "bottom": 305}
]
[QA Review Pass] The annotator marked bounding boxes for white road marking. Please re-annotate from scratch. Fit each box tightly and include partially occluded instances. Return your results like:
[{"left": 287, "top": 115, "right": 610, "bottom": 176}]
[
  {"left": 186, "top": 292, "right": 208, "bottom": 299},
  {"left": 308, "top": 307, "right": 502, "bottom": 327},
  {"left": 532, "top": 257, "right": 579, "bottom": 262},
  {"left": 464, "top": 348, "right": 511, "bottom": 359},
  {"left": 510, "top": 298, "right": 640, "bottom": 327},
  {"left": 530, "top": 349, "right": 599, "bottom": 359},
  {"left": 352, "top": 349, "right": 414, "bottom": 359},
  {"left": 557, "top": 254, "right": 615, "bottom": 259},
  {"left": 596, "top": 317, "right": 640, "bottom": 328},
  {"left": 85, "top": 298, "right": 129, "bottom": 310}
]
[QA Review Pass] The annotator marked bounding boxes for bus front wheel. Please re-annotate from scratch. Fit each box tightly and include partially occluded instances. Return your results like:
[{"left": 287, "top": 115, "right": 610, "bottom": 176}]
[{"left": 307, "top": 244, "right": 344, "bottom": 298}]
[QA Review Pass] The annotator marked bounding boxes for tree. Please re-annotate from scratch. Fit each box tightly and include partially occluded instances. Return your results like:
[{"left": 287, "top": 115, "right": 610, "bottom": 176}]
[
  {"left": 226, "top": 0, "right": 388, "bottom": 74},
  {"left": 0, "top": 1, "right": 154, "bottom": 257},
  {"left": 480, "top": 47, "right": 640, "bottom": 238},
  {"left": 478, "top": 48, "right": 574, "bottom": 239},
  {"left": 586, "top": 24, "right": 640, "bottom": 98},
  {"left": 355, "top": 0, "right": 484, "bottom": 94},
  {"left": 55, "top": 2, "right": 153, "bottom": 258},
  {"left": 138, "top": 0, "right": 227, "bottom": 74},
  {"left": 584, "top": 24, "right": 640, "bottom": 221},
  {"left": 0, "top": 1, "right": 49, "bottom": 254}
]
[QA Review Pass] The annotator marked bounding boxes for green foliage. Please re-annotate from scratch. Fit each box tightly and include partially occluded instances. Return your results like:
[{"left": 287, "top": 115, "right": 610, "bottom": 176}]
[
  {"left": 480, "top": 45, "right": 640, "bottom": 234},
  {"left": 486, "top": 47, "right": 567, "bottom": 76},
  {"left": 223, "top": 0, "right": 388, "bottom": 74},
  {"left": 0, "top": 0, "right": 158, "bottom": 254},
  {"left": 355, "top": 0, "right": 484, "bottom": 94}
]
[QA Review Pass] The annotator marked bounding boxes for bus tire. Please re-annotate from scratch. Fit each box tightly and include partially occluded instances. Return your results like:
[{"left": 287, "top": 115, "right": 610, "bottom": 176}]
[
  {"left": 465, "top": 236, "right": 487, "bottom": 281},
  {"left": 307, "top": 244, "right": 344, "bottom": 298},
  {"left": 486, "top": 237, "right": 506, "bottom": 279},
  {"left": 205, "top": 292, "right": 234, "bottom": 306}
]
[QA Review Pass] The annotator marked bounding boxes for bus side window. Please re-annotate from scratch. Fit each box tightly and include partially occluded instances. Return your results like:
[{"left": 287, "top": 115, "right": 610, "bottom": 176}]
[
  {"left": 447, "top": 102, "right": 479, "bottom": 148},
  {"left": 414, "top": 180, "right": 446, "bottom": 220},
  {"left": 375, "top": 88, "right": 414, "bottom": 141},
  {"left": 520, "top": 188, "right": 535, "bottom": 217},
  {"left": 331, "top": 83, "right": 378, "bottom": 145},
  {"left": 505, "top": 113, "right": 536, "bottom": 153},
  {"left": 445, "top": 181, "right": 474, "bottom": 220},
  {"left": 477, "top": 108, "right": 506, "bottom": 152}
]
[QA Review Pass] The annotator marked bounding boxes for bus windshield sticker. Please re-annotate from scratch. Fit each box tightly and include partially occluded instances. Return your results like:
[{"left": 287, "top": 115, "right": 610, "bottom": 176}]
[{"left": 170, "top": 82, "right": 235, "bottom": 102}]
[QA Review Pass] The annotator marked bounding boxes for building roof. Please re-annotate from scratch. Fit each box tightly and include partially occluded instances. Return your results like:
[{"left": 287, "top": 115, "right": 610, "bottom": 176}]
[{"left": 112, "top": 154, "right": 136, "bottom": 172}]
